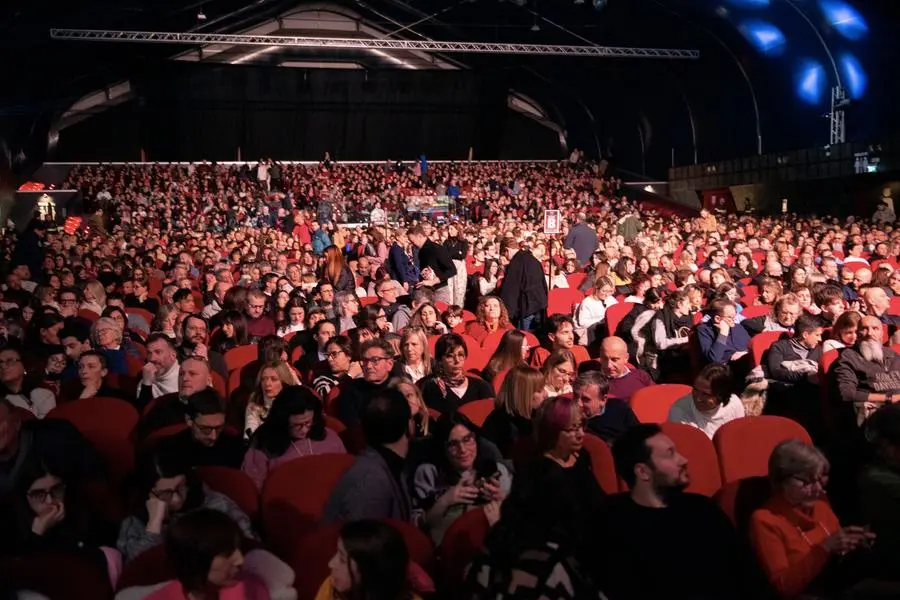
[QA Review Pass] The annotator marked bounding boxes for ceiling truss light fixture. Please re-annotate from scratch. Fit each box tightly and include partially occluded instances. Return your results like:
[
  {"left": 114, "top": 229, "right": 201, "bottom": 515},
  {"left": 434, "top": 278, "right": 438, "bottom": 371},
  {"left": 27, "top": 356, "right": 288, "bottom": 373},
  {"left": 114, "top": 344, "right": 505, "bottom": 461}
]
[{"left": 369, "top": 48, "right": 418, "bottom": 69}]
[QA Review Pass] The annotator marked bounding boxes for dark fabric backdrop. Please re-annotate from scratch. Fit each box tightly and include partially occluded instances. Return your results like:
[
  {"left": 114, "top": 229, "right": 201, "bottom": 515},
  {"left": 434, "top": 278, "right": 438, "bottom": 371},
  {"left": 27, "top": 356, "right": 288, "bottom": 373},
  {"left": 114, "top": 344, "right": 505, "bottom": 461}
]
[{"left": 55, "top": 64, "right": 561, "bottom": 162}]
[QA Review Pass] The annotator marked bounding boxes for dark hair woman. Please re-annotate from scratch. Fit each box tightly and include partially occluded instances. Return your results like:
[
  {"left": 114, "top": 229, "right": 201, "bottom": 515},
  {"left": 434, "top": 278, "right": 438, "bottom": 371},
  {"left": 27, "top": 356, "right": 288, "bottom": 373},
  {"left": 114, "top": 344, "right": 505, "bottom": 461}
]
[
  {"left": 418, "top": 334, "right": 493, "bottom": 414},
  {"left": 211, "top": 310, "right": 251, "bottom": 355},
  {"left": 0, "top": 460, "right": 115, "bottom": 576},
  {"left": 242, "top": 386, "right": 346, "bottom": 491},
  {"left": 481, "top": 329, "right": 528, "bottom": 390},
  {"left": 636, "top": 289, "right": 693, "bottom": 381},
  {"left": 117, "top": 449, "right": 256, "bottom": 563},
  {"left": 413, "top": 411, "right": 511, "bottom": 544},
  {"left": 143, "top": 509, "right": 268, "bottom": 600},
  {"left": 318, "top": 520, "right": 421, "bottom": 600}
]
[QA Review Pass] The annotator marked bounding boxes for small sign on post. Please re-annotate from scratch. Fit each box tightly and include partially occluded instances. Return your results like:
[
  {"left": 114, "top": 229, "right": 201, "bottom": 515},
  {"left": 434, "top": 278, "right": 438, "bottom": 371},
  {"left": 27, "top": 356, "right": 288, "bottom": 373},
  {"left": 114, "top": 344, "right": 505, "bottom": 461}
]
[{"left": 543, "top": 209, "right": 561, "bottom": 235}]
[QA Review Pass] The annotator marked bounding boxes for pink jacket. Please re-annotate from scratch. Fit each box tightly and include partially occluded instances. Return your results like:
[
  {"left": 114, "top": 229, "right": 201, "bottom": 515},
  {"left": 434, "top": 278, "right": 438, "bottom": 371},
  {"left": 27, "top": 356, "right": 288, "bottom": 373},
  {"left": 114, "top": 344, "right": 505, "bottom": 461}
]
[{"left": 144, "top": 574, "right": 269, "bottom": 600}]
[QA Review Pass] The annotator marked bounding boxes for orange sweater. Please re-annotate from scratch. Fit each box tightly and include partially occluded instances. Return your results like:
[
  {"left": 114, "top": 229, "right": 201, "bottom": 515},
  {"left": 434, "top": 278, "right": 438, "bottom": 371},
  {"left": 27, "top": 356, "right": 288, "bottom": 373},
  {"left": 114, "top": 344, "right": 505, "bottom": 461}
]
[{"left": 748, "top": 495, "right": 839, "bottom": 598}]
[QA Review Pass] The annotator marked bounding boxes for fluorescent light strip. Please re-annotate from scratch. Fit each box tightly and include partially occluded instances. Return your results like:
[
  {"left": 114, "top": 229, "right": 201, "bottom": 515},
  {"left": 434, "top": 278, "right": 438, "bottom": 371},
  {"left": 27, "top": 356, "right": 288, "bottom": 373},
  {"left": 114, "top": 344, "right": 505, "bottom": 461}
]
[
  {"left": 230, "top": 45, "right": 280, "bottom": 64},
  {"left": 368, "top": 48, "right": 417, "bottom": 69}
]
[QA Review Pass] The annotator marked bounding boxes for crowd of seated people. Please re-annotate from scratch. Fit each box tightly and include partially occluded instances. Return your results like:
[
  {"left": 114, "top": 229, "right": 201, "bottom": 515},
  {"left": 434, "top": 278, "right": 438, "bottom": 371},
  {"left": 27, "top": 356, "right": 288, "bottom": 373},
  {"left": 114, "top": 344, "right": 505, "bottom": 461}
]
[{"left": 1, "top": 157, "right": 900, "bottom": 599}]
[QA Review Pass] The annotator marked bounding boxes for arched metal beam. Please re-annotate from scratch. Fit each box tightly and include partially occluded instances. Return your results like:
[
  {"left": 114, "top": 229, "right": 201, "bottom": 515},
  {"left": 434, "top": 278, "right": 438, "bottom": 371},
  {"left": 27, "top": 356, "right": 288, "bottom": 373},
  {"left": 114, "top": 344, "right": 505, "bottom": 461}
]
[{"left": 646, "top": 0, "right": 763, "bottom": 155}]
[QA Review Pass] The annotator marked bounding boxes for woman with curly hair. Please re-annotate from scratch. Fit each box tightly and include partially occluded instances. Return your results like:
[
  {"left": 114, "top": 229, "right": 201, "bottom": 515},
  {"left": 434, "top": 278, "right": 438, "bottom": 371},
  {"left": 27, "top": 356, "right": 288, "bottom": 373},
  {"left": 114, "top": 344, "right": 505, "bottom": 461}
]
[{"left": 464, "top": 296, "right": 513, "bottom": 344}]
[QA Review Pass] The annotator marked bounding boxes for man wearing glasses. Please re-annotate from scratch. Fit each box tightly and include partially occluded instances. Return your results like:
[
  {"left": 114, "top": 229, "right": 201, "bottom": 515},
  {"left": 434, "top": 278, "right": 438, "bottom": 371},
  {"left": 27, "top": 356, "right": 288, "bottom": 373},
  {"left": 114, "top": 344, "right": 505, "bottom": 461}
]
[
  {"left": 336, "top": 339, "right": 396, "bottom": 428},
  {"left": 57, "top": 288, "right": 80, "bottom": 319},
  {"left": 157, "top": 389, "right": 243, "bottom": 469},
  {"left": 244, "top": 289, "right": 275, "bottom": 340},
  {"left": 697, "top": 298, "right": 751, "bottom": 365}
]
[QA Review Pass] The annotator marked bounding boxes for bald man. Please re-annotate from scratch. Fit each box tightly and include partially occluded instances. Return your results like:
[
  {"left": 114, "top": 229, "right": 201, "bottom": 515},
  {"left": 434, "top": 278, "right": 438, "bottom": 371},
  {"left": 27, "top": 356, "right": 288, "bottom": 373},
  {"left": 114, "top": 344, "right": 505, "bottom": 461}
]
[
  {"left": 834, "top": 315, "right": 900, "bottom": 426},
  {"left": 862, "top": 287, "right": 900, "bottom": 327},
  {"left": 139, "top": 355, "right": 215, "bottom": 438},
  {"left": 596, "top": 336, "right": 653, "bottom": 401}
]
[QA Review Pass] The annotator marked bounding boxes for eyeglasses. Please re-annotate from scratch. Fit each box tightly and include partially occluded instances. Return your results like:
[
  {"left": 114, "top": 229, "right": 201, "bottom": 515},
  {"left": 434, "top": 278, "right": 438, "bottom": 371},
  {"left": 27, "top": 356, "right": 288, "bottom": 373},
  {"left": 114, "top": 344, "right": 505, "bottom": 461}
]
[
  {"left": 554, "top": 366, "right": 576, "bottom": 378},
  {"left": 361, "top": 356, "right": 391, "bottom": 366},
  {"left": 446, "top": 432, "right": 476, "bottom": 452},
  {"left": 791, "top": 474, "right": 828, "bottom": 488},
  {"left": 27, "top": 483, "right": 66, "bottom": 503},
  {"left": 193, "top": 422, "right": 225, "bottom": 435},
  {"left": 563, "top": 421, "right": 585, "bottom": 434},
  {"left": 151, "top": 483, "right": 188, "bottom": 502},
  {"left": 326, "top": 350, "right": 346, "bottom": 360}
]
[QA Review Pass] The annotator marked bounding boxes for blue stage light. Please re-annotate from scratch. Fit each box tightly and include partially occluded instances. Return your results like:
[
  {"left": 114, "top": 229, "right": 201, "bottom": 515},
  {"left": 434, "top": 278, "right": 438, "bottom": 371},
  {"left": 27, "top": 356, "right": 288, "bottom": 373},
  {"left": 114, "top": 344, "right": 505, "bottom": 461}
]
[
  {"left": 796, "top": 60, "right": 826, "bottom": 104},
  {"left": 838, "top": 53, "right": 867, "bottom": 99},
  {"left": 738, "top": 20, "right": 787, "bottom": 56},
  {"left": 726, "top": 0, "right": 769, "bottom": 8},
  {"left": 818, "top": 0, "right": 868, "bottom": 40}
]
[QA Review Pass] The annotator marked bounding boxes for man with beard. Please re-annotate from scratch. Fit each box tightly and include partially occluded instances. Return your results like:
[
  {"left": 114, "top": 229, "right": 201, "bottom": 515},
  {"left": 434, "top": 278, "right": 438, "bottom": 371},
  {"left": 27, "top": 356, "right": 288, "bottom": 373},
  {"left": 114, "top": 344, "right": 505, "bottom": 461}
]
[
  {"left": 834, "top": 315, "right": 900, "bottom": 426},
  {"left": 178, "top": 314, "right": 228, "bottom": 380},
  {"left": 591, "top": 424, "right": 774, "bottom": 600}
]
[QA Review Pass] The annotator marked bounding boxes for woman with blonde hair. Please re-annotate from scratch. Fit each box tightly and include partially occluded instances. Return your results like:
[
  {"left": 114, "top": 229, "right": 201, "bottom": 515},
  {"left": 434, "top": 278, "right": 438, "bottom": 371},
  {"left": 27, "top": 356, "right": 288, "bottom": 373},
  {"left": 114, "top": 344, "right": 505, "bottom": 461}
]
[
  {"left": 80, "top": 280, "right": 107, "bottom": 315},
  {"left": 480, "top": 365, "right": 547, "bottom": 456},
  {"left": 389, "top": 375, "right": 431, "bottom": 438},
  {"left": 244, "top": 360, "right": 300, "bottom": 438},
  {"left": 321, "top": 245, "right": 355, "bottom": 293},
  {"left": 399, "top": 327, "right": 432, "bottom": 383},
  {"left": 576, "top": 275, "right": 617, "bottom": 345}
]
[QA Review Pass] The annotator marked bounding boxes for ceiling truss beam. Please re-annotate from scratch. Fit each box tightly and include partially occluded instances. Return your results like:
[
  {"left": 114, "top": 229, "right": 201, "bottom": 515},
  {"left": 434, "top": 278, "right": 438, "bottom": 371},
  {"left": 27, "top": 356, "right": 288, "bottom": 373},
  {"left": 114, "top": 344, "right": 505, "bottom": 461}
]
[{"left": 49, "top": 28, "right": 700, "bottom": 59}]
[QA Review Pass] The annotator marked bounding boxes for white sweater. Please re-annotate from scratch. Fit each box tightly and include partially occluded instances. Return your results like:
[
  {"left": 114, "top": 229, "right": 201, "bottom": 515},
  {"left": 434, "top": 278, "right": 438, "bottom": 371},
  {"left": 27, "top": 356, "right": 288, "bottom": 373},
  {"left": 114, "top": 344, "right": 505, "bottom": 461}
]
[
  {"left": 668, "top": 393, "right": 745, "bottom": 439},
  {"left": 5, "top": 388, "right": 57, "bottom": 419},
  {"left": 576, "top": 295, "right": 618, "bottom": 330}
]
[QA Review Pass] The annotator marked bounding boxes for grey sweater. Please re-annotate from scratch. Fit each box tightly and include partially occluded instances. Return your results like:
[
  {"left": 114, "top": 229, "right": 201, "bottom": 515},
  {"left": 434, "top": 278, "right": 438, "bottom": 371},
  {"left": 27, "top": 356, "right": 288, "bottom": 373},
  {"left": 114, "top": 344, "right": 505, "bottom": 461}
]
[{"left": 117, "top": 488, "right": 256, "bottom": 563}]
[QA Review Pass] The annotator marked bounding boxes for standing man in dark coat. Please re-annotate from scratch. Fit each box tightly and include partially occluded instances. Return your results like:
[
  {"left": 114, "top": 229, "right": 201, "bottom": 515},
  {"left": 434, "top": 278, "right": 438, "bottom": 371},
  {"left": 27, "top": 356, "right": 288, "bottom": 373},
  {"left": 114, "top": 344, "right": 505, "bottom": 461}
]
[
  {"left": 408, "top": 225, "right": 456, "bottom": 305},
  {"left": 11, "top": 219, "right": 46, "bottom": 282},
  {"left": 498, "top": 237, "right": 547, "bottom": 332},
  {"left": 564, "top": 213, "right": 598, "bottom": 266}
]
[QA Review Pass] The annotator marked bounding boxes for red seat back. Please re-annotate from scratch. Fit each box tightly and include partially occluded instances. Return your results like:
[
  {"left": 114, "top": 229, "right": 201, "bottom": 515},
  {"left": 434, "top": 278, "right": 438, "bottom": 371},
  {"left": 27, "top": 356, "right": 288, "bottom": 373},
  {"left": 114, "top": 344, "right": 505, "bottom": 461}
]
[
  {"left": 46, "top": 397, "right": 139, "bottom": 482},
  {"left": 740, "top": 304, "right": 770, "bottom": 319},
  {"left": 581, "top": 433, "right": 620, "bottom": 494},
  {"left": 289, "top": 519, "right": 435, "bottom": 600},
  {"left": 547, "top": 288, "right": 584, "bottom": 317},
  {"left": 566, "top": 272, "right": 588, "bottom": 290},
  {"left": 224, "top": 344, "right": 259, "bottom": 371},
  {"left": 1, "top": 553, "right": 111, "bottom": 600},
  {"left": 439, "top": 508, "right": 490, "bottom": 593},
  {"left": 126, "top": 307, "right": 154, "bottom": 325},
  {"left": 713, "top": 416, "right": 811, "bottom": 524},
  {"left": 629, "top": 384, "right": 691, "bottom": 424},
  {"left": 261, "top": 454, "right": 356, "bottom": 556},
  {"left": 659, "top": 422, "right": 722, "bottom": 497},
  {"left": 749, "top": 331, "right": 786, "bottom": 367},
  {"left": 458, "top": 398, "right": 495, "bottom": 427},
  {"left": 605, "top": 302, "right": 635, "bottom": 337},
  {"left": 196, "top": 466, "right": 261, "bottom": 523}
]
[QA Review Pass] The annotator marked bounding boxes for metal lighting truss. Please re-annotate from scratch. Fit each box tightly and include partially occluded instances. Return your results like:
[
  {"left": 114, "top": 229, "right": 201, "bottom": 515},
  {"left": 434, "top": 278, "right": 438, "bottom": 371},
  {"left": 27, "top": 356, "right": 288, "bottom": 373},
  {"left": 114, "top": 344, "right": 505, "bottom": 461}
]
[
  {"left": 829, "top": 86, "right": 847, "bottom": 146},
  {"left": 49, "top": 29, "right": 700, "bottom": 59}
]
